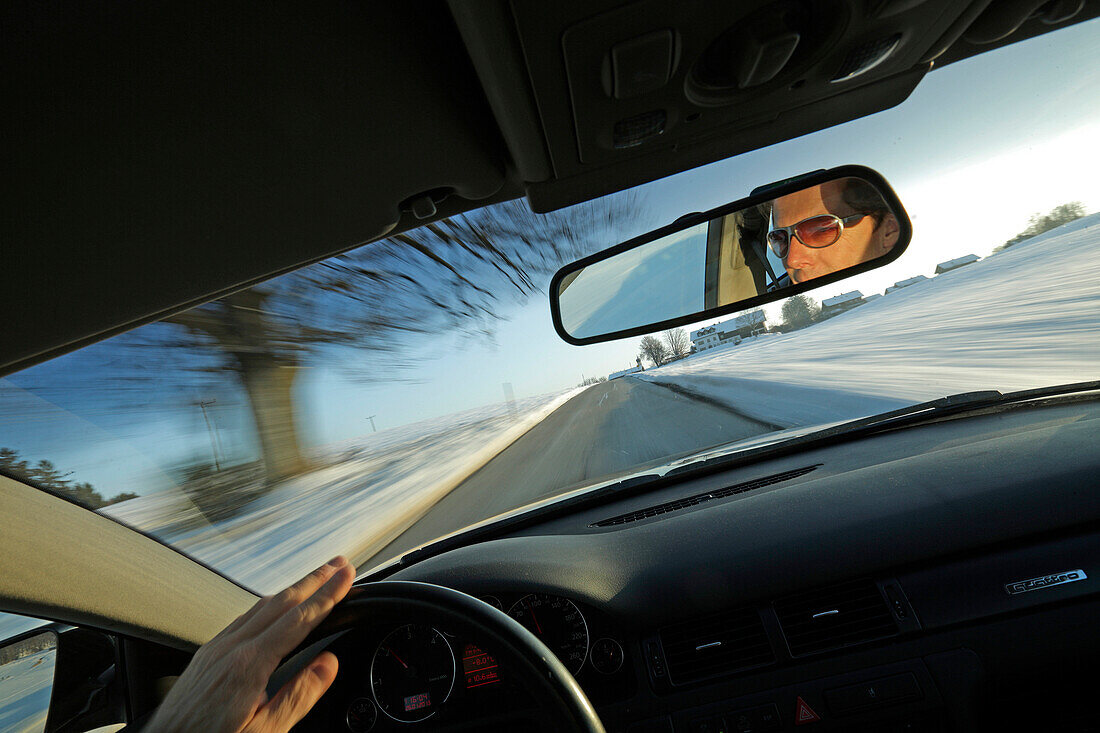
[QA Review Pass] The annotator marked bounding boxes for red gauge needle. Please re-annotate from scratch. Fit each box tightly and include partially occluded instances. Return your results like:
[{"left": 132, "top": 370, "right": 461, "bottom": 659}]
[
  {"left": 385, "top": 647, "right": 409, "bottom": 669},
  {"left": 524, "top": 600, "right": 543, "bottom": 635}
]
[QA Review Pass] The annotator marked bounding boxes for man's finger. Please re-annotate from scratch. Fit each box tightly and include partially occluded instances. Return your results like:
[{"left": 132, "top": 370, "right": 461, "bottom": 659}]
[
  {"left": 252, "top": 651, "right": 339, "bottom": 732},
  {"left": 218, "top": 593, "right": 270, "bottom": 639},
  {"left": 240, "top": 557, "right": 347, "bottom": 638},
  {"left": 258, "top": 562, "right": 354, "bottom": 661}
]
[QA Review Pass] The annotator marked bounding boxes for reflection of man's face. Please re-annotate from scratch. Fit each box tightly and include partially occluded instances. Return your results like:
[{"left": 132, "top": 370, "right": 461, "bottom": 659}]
[{"left": 771, "top": 180, "right": 898, "bottom": 284}]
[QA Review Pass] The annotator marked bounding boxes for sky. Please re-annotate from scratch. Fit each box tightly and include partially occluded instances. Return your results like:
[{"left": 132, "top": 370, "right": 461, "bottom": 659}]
[{"left": 3, "top": 17, "right": 1099, "bottom": 497}]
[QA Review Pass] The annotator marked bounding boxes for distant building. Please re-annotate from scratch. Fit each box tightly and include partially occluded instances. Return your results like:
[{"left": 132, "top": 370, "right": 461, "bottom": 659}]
[
  {"left": 819, "top": 290, "right": 865, "bottom": 319},
  {"left": 935, "top": 254, "right": 980, "bottom": 274},
  {"left": 608, "top": 365, "right": 643, "bottom": 380},
  {"left": 864, "top": 293, "right": 883, "bottom": 305},
  {"left": 690, "top": 310, "right": 767, "bottom": 351},
  {"left": 885, "top": 274, "right": 929, "bottom": 294}
]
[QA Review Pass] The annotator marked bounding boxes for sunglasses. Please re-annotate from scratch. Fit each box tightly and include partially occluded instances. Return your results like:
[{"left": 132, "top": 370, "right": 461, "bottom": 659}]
[{"left": 766, "top": 213, "right": 867, "bottom": 259}]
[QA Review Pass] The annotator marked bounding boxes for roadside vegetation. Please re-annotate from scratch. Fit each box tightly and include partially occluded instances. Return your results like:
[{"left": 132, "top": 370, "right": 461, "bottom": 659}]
[
  {"left": 638, "top": 328, "right": 690, "bottom": 367},
  {"left": 0, "top": 448, "right": 137, "bottom": 510},
  {"left": 994, "top": 201, "right": 1086, "bottom": 252}
]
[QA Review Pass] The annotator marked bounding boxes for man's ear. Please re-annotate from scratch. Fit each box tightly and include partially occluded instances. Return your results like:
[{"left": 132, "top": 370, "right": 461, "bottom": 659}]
[{"left": 880, "top": 214, "right": 900, "bottom": 253}]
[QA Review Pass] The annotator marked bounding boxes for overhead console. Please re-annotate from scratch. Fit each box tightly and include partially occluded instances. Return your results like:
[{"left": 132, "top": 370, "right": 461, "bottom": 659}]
[{"left": 449, "top": 0, "right": 1099, "bottom": 212}]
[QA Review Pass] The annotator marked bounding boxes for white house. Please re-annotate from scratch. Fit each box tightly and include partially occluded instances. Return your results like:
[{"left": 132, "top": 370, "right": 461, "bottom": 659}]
[
  {"left": 885, "top": 274, "right": 929, "bottom": 294},
  {"left": 609, "top": 365, "right": 643, "bottom": 380},
  {"left": 820, "top": 290, "right": 865, "bottom": 318},
  {"left": 689, "top": 310, "right": 766, "bottom": 352},
  {"left": 935, "top": 254, "right": 980, "bottom": 274}
]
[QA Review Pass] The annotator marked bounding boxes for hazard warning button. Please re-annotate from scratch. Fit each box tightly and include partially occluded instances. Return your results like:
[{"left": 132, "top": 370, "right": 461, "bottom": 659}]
[{"left": 794, "top": 696, "right": 821, "bottom": 725}]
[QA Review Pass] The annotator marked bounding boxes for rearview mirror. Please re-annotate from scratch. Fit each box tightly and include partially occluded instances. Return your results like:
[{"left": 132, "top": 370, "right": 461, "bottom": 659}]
[{"left": 550, "top": 165, "right": 911, "bottom": 344}]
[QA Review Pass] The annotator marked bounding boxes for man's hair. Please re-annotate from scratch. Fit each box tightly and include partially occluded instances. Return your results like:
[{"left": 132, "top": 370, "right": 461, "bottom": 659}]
[
  {"left": 838, "top": 177, "right": 890, "bottom": 226},
  {"left": 756, "top": 177, "right": 891, "bottom": 228}
]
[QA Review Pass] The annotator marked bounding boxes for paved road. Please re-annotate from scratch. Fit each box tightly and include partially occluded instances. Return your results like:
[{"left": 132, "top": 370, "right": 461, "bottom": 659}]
[{"left": 366, "top": 377, "right": 777, "bottom": 567}]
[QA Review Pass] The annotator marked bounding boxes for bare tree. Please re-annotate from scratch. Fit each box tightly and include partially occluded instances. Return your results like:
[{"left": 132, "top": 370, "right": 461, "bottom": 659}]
[
  {"left": 780, "top": 294, "right": 820, "bottom": 331},
  {"left": 639, "top": 335, "right": 669, "bottom": 367},
  {"left": 663, "top": 328, "right": 689, "bottom": 359},
  {"left": 86, "top": 194, "right": 645, "bottom": 485}
]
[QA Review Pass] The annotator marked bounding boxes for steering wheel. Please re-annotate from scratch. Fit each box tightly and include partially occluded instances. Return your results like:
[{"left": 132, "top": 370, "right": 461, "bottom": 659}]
[{"left": 275, "top": 580, "right": 606, "bottom": 732}]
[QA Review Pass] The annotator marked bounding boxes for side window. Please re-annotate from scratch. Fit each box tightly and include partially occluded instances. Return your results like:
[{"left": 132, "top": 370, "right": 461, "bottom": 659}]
[
  {"left": 0, "top": 613, "right": 57, "bottom": 733},
  {"left": 0, "top": 611, "right": 127, "bottom": 733}
]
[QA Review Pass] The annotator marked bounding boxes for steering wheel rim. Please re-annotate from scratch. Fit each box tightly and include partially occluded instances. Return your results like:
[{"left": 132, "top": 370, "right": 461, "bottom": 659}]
[{"left": 281, "top": 580, "right": 606, "bottom": 732}]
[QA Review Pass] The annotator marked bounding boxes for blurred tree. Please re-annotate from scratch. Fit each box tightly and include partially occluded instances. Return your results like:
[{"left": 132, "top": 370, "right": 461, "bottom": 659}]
[
  {"left": 0, "top": 449, "right": 136, "bottom": 509},
  {"left": 780, "top": 294, "right": 820, "bottom": 330},
  {"left": 120, "top": 195, "right": 644, "bottom": 484},
  {"left": 996, "top": 201, "right": 1087, "bottom": 251},
  {"left": 639, "top": 335, "right": 670, "bottom": 367},
  {"left": 0, "top": 448, "right": 27, "bottom": 476},
  {"left": 26, "top": 460, "right": 70, "bottom": 491},
  {"left": 663, "top": 328, "right": 690, "bottom": 359}
]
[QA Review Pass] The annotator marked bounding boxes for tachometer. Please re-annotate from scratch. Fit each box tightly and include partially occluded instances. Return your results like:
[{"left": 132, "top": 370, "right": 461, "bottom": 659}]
[
  {"left": 370, "top": 625, "right": 455, "bottom": 723},
  {"left": 506, "top": 593, "right": 589, "bottom": 674}
]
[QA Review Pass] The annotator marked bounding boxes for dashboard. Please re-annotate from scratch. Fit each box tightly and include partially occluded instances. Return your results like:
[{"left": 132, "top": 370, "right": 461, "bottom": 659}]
[{"left": 304, "top": 397, "right": 1100, "bottom": 732}]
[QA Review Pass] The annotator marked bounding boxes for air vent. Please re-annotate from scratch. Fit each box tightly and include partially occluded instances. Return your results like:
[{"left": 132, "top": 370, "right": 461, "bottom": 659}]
[
  {"left": 659, "top": 607, "right": 774, "bottom": 685},
  {"left": 774, "top": 578, "right": 897, "bottom": 657},
  {"left": 590, "top": 465, "right": 819, "bottom": 527}
]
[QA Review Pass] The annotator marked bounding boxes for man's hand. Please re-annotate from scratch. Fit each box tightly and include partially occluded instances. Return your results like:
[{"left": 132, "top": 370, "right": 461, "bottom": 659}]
[{"left": 145, "top": 556, "right": 355, "bottom": 733}]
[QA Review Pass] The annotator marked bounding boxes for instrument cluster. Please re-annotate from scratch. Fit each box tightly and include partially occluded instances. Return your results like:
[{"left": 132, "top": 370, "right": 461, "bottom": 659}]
[{"left": 335, "top": 592, "right": 632, "bottom": 731}]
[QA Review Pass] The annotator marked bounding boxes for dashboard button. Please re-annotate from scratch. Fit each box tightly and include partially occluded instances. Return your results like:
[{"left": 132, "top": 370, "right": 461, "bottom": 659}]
[
  {"left": 825, "top": 674, "right": 921, "bottom": 714},
  {"left": 730, "top": 710, "right": 754, "bottom": 732},
  {"left": 685, "top": 717, "right": 725, "bottom": 733},
  {"left": 825, "top": 682, "right": 879, "bottom": 713},
  {"left": 754, "top": 704, "right": 782, "bottom": 730},
  {"left": 879, "top": 672, "right": 921, "bottom": 701},
  {"left": 629, "top": 717, "right": 673, "bottom": 733},
  {"left": 645, "top": 640, "right": 666, "bottom": 677}
]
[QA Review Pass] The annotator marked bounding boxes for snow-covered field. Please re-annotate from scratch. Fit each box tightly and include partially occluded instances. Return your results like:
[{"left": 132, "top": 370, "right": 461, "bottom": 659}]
[
  {"left": 103, "top": 387, "right": 584, "bottom": 593},
  {"left": 637, "top": 213, "right": 1100, "bottom": 427},
  {"left": 0, "top": 651, "right": 54, "bottom": 733}
]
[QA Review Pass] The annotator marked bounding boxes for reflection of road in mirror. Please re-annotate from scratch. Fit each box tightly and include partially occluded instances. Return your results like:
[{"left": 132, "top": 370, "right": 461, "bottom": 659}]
[
  {"left": 764, "top": 178, "right": 899, "bottom": 285},
  {"left": 559, "top": 223, "right": 708, "bottom": 338},
  {"left": 0, "top": 633, "right": 57, "bottom": 733}
]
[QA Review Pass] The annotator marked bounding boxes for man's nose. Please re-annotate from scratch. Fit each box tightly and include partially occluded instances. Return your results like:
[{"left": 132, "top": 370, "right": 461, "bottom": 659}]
[{"left": 785, "top": 238, "right": 815, "bottom": 269}]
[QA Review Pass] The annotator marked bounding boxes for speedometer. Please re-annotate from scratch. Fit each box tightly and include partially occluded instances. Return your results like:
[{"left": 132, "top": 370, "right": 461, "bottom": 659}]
[
  {"left": 370, "top": 625, "right": 455, "bottom": 723},
  {"left": 506, "top": 593, "right": 589, "bottom": 674}
]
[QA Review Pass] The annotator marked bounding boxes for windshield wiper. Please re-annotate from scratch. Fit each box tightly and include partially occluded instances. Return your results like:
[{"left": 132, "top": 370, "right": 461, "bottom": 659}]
[
  {"left": 363, "top": 380, "right": 1099, "bottom": 581},
  {"left": 666, "top": 379, "right": 1100, "bottom": 477},
  {"left": 794, "top": 379, "right": 1099, "bottom": 435}
]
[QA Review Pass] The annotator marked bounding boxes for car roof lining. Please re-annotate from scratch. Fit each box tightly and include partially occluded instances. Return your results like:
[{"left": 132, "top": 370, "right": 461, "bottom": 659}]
[
  {"left": 3, "top": 0, "right": 1096, "bottom": 377},
  {"left": 0, "top": 473, "right": 255, "bottom": 651}
]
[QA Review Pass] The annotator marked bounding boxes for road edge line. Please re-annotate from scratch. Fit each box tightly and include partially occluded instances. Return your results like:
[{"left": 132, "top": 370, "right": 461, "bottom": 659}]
[{"left": 349, "top": 385, "right": 593, "bottom": 570}]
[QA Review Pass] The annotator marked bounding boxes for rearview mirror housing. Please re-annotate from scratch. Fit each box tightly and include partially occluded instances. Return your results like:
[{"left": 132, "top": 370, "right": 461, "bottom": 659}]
[{"left": 550, "top": 165, "right": 911, "bottom": 344}]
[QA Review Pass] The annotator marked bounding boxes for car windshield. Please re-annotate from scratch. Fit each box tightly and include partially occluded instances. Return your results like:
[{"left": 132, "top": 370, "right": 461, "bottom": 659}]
[{"left": 2, "top": 21, "right": 1098, "bottom": 595}]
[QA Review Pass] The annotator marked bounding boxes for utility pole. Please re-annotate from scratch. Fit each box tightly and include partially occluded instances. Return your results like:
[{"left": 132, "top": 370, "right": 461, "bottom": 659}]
[
  {"left": 197, "top": 399, "right": 221, "bottom": 471},
  {"left": 366, "top": 415, "right": 377, "bottom": 433}
]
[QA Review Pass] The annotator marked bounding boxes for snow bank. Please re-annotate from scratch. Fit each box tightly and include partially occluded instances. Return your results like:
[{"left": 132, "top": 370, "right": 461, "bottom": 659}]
[
  {"left": 103, "top": 387, "right": 586, "bottom": 594},
  {"left": 637, "top": 214, "right": 1100, "bottom": 427}
]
